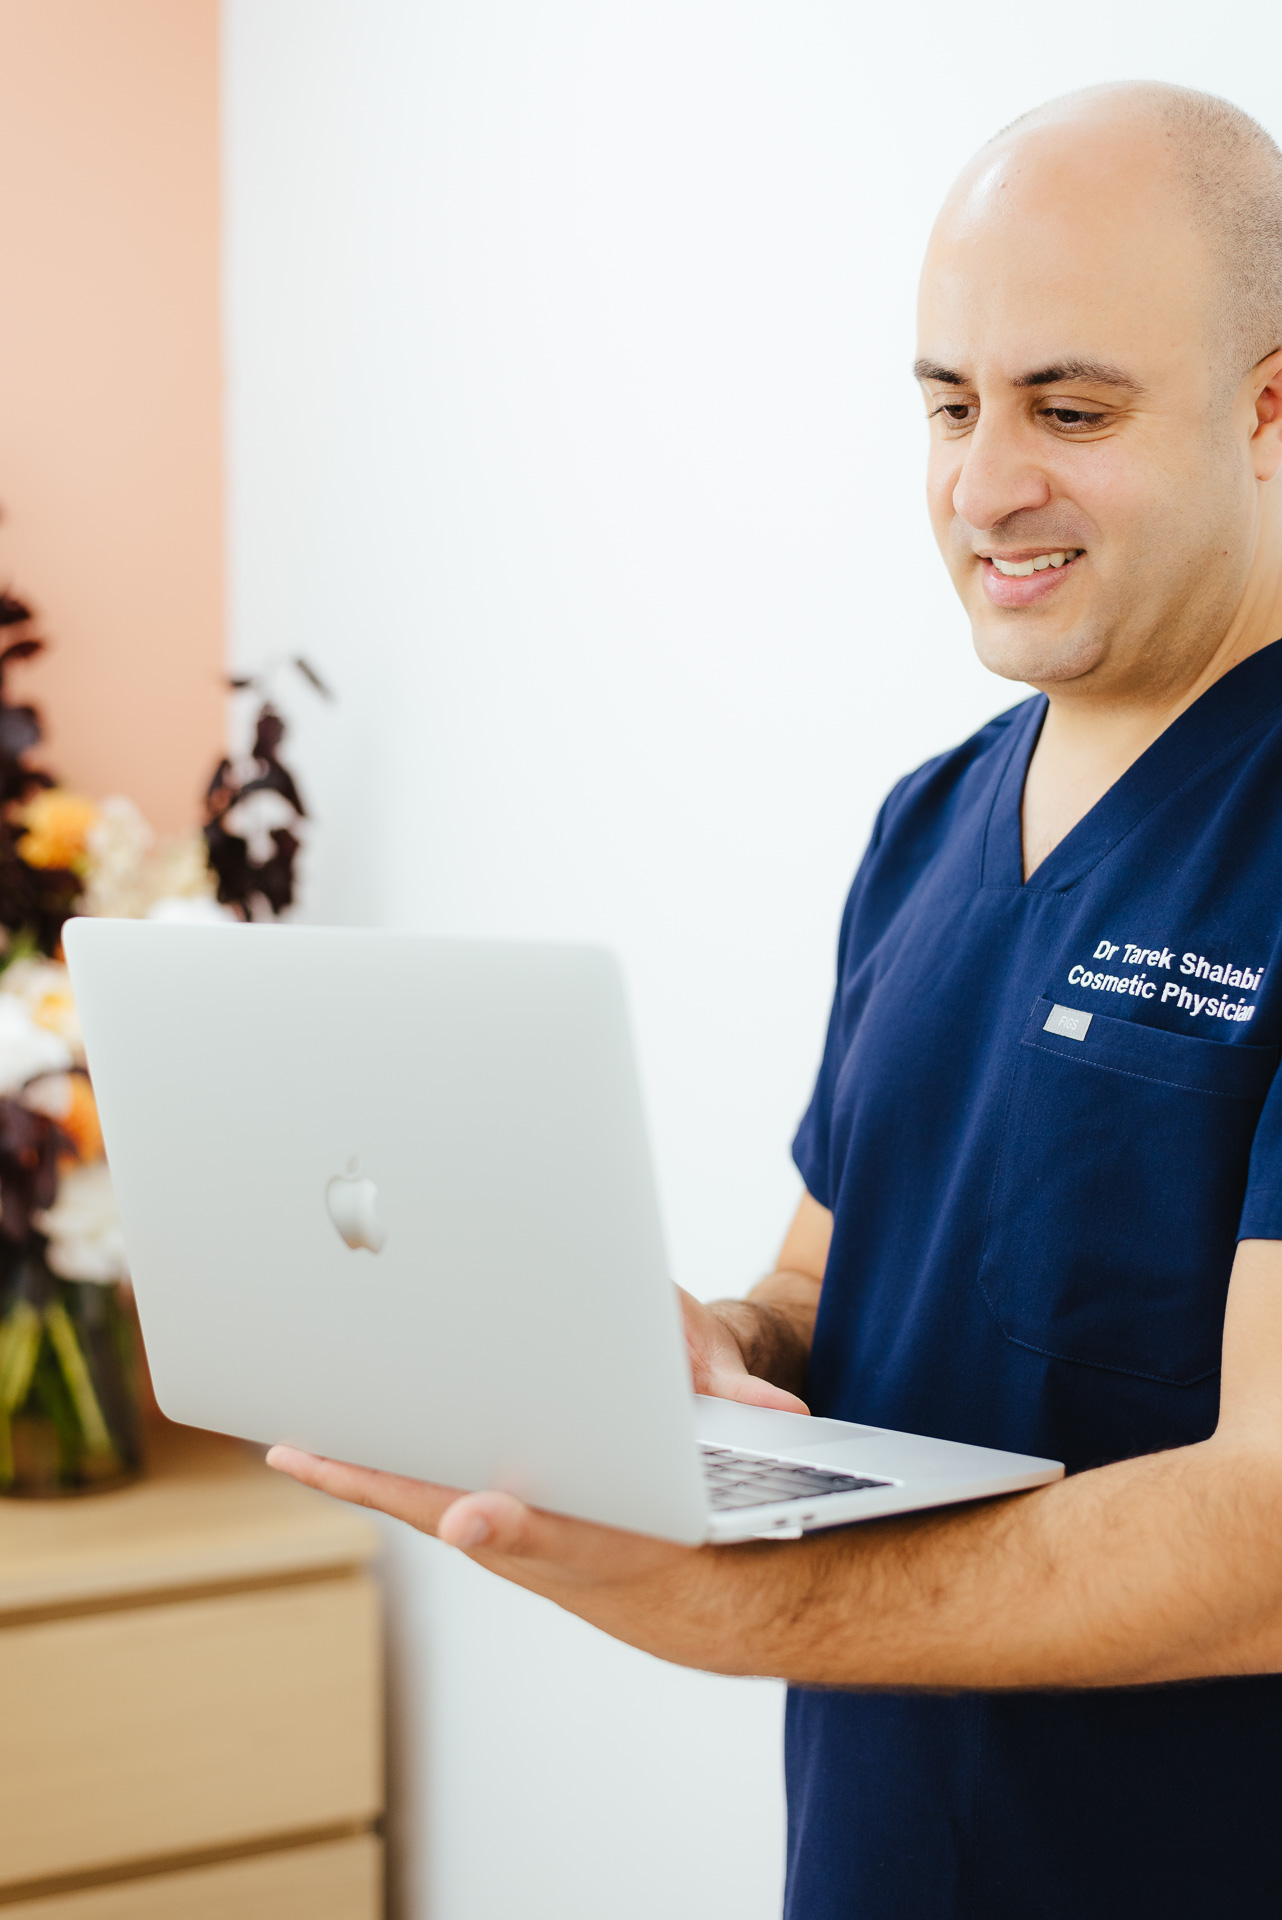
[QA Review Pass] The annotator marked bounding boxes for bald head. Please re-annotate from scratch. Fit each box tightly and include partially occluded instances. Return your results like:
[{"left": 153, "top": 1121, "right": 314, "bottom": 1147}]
[
  {"left": 915, "top": 82, "right": 1282, "bottom": 701},
  {"left": 984, "top": 84, "right": 1282, "bottom": 379}
]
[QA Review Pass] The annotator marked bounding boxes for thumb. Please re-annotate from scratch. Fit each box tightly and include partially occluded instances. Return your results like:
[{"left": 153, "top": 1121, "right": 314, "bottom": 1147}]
[
  {"left": 437, "top": 1489, "right": 540, "bottom": 1554},
  {"left": 711, "top": 1368, "right": 810, "bottom": 1416}
]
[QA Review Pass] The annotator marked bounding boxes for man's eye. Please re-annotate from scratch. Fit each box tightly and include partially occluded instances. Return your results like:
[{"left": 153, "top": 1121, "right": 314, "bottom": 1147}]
[
  {"left": 1043, "top": 407, "right": 1107, "bottom": 428},
  {"left": 931, "top": 402, "right": 976, "bottom": 425}
]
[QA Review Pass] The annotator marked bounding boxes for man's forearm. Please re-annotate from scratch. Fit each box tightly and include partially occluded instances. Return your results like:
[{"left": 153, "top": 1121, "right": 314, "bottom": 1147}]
[
  {"left": 269, "top": 1415, "right": 1282, "bottom": 1695},
  {"left": 272, "top": 1252, "right": 1282, "bottom": 1696},
  {"left": 598, "top": 1432, "right": 1282, "bottom": 1691},
  {"left": 649, "top": 1245, "right": 1282, "bottom": 1692}
]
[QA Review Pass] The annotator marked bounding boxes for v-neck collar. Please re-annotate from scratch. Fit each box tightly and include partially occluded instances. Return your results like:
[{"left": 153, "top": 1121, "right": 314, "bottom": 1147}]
[{"left": 980, "top": 637, "right": 1282, "bottom": 893}]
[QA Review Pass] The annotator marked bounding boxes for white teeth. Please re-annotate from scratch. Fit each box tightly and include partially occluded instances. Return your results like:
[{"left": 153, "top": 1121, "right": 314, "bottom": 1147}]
[{"left": 990, "top": 549, "right": 1077, "bottom": 577}]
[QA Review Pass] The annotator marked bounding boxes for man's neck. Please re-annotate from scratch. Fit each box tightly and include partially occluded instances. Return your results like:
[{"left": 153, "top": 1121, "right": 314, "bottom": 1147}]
[{"left": 1020, "top": 486, "right": 1282, "bottom": 881}]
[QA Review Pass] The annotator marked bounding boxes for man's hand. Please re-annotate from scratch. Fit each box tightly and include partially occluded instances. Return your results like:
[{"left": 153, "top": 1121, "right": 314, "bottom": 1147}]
[
  {"left": 678, "top": 1288, "right": 810, "bottom": 1413},
  {"left": 680, "top": 1189, "right": 832, "bottom": 1412},
  {"left": 268, "top": 1236, "right": 1282, "bottom": 1693}
]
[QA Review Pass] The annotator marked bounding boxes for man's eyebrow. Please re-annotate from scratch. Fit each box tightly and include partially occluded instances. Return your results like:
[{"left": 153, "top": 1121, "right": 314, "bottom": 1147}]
[
  {"left": 911, "top": 356, "right": 1145, "bottom": 395},
  {"left": 1013, "top": 360, "right": 1143, "bottom": 394},
  {"left": 913, "top": 359, "right": 965, "bottom": 385}
]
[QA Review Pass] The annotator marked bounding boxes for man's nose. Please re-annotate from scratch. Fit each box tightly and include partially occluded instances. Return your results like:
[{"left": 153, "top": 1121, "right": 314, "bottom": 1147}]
[{"left": 950, "top": 418, "right": 1052, "bottom": 534}]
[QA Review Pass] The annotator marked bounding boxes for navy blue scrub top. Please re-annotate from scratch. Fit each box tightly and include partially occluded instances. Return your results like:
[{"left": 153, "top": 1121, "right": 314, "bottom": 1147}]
[{"left": 787, "top": 639, "right": 1282, "bottom": 1920}]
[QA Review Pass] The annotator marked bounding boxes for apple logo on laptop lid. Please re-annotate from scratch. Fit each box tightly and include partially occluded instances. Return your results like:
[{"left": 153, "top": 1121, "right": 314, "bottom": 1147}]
[{"left": 325, "top": 1157, "right": 387, "bottom": 1254}]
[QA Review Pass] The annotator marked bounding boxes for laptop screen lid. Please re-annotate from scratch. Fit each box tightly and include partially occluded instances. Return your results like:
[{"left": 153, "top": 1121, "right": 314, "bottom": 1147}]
[{"left": 64, "top": 920, "right": 709, "bottom": 1543}]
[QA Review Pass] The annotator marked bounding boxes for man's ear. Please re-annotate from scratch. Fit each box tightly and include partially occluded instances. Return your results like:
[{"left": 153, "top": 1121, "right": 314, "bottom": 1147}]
[{"left": 1249, "top": 347, "right": 1282, "bottom": 482}]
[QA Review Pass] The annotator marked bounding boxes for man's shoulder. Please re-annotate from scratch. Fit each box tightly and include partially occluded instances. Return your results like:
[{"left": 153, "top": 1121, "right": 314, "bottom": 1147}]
[
  {"left": 834, "top": 698, "right": 1036, "bottom": 955},
  {"left": 876, "top": 695, "right": 1036, "bottom": 843}
]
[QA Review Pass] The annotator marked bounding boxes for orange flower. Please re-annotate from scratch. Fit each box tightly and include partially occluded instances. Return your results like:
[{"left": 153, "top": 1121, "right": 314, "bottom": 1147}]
[
  {"left": 59, "top": 1074, "right": 104, "bottom": 1163},
  {"left": 16, "top": 790, "right": 99, "bottom": 873}
]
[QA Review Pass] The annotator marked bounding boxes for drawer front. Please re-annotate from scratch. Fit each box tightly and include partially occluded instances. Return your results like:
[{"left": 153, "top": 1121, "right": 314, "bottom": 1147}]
[
  {"left": 0, "top": 1834, "right": 382, "bottom": 1919},
  {"left": 0, "top": 1576, "right": 382, "bottom": 1887}
]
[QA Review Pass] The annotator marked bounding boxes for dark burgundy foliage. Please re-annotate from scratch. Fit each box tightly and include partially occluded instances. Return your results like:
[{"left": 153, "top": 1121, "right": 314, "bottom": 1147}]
[
  {"left": 0, "top": 843, "right": 80, "bottom": 958},
  {"left": 0, "top": 1099, "right": 69, "bottom": 1245},
  {"left": 203, "top": 662, "right": 328, "bottom": 920},
  {"left": 0, "top": 600, "right": 78, "bottom": 954}
]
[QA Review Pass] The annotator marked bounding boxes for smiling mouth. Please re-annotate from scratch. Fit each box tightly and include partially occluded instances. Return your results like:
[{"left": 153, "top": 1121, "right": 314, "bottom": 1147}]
[{"left": 985, "top": 549, "right": 1083, "bottom": 577}]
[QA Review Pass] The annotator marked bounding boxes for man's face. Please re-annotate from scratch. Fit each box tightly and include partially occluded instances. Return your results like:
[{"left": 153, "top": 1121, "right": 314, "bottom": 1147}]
[{"left": 918, "top": 119, "right": 1259, "bottom": 696}]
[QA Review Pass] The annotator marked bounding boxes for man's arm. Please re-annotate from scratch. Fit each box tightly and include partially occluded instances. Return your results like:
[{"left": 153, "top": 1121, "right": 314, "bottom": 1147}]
[
  {"left": 679, "top": 1191, "right": 831, "bottom": 1410},
  {"left": 268, "top": 1238, "right": 1282, "bottom": 1692}
]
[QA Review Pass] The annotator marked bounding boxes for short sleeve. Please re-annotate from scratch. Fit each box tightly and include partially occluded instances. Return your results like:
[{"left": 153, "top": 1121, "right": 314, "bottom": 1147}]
[
  {"left": 789, "top": 731, "right": 1011, "bottom": 1216},
  {"left": 791, "top": 798, "right": 895, "bottom": 1210},
  {"left": 791, "top": 888, "right": 857, "bottom": 1210},
  {"left": 1237, "top": 1059, "right": 1282, "bottom": 1240}
]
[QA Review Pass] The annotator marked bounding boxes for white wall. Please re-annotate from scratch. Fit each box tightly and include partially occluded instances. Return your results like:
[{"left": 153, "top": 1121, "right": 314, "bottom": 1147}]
[{"left": 223, "top": 7, "right": 1282, "bottom": 1915}]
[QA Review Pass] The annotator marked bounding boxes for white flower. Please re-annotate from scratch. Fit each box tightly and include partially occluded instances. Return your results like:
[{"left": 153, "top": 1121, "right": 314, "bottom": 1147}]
[
  {"left": 80, "top": 797, "right": 218, "bottom": 920},
  {"left": 34, "top": 1161, "right": 128, "bottom": 1284},
  {"left": 0, "top": 957, "right": 85, "bottom": 1064},
  {"left": 220, "top": 788, "right": 298, "bottom": 865},
  {"left": 148, "top": 896, "right": 233, "bottom": 926},
  {"left": 0, "top": 995, "right": 73, "bottom": 1096},
  {"left": 147, "top": 831, "right": 221, "bottom": 906},
  {"left": 80, "top": 796, "right": 155, "bottom": 919},
  {"left": 22, "top": 1070, "right": 73, "bottom": 1122}
]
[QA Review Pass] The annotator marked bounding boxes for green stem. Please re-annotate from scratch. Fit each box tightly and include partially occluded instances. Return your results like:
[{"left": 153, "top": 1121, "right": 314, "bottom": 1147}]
[
  {"left": 43, "top": 1302, "right": 117, "bottom": 1463},
  {"left": 0, "top": 1300, "right": 41, "bottom": 1411}
]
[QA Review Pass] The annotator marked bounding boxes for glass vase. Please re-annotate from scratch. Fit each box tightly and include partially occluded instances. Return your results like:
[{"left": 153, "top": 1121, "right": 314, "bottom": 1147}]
[{"left": 0, "top": 1244, "right": 144, "bottom": 1496}]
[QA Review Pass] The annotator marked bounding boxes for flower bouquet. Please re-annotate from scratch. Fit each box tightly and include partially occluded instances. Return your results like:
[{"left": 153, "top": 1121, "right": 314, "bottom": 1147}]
[{"left": 0, "top": 589, "right": 322, "bottom": 1494}]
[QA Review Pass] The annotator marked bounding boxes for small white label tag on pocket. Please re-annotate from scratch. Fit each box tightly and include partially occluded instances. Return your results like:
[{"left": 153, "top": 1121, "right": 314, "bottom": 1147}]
[{"left": 1044, "top": 1003, "right": 1092, "bottom": 1041}]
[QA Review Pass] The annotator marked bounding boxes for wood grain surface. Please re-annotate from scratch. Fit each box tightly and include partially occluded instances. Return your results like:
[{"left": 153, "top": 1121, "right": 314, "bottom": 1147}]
[
  {"left": 0, "top": 1833, "right": 382, "bottom": 1918},
  {"left": 0, "top": 1424, "right": 377, "bottom": 1618},
  {"left": 0, "top": 1572, "right": 383, "bottom": 1887}
]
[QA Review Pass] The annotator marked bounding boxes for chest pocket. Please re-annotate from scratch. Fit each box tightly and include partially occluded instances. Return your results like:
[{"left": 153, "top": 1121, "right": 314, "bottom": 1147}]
[{"left": 977, "top": 998, "right": 1277, "bottom": 1385}]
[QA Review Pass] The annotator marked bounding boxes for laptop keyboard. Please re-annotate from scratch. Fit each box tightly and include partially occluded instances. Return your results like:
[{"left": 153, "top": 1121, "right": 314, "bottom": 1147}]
[{"left": 700, "top": 1444, "right": 889, "bottom": 1512}]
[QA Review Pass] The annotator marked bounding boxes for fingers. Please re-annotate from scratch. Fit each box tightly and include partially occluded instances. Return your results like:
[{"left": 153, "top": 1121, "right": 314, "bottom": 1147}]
[
  {"left": 715, "top": 1370, "right": 810, "bottom": 1416},
  {"left": 266, "top": 1446, "right": 592, "bottom": 1567},
  {"left": 678, "top": 1287, "right": 809, "bottom": 1411},
  {"left": 264, "top": 1444, "right": 340, "bottom": 1492},
  {"left": 679, "top": 1287, "right": 752, "bottom": 1395},
  {"left": 268, "top": 1447, "right": 698, "bottom": 1625},
  {"left": 436, "top": 1490, "right": 687, "bottom": 1605},
  {"left": 436, "top": 1490, "right": 629, "bottom": 1569},
  {"left": 266, "top": 1445, "right": 463, "bottom": 1533}
]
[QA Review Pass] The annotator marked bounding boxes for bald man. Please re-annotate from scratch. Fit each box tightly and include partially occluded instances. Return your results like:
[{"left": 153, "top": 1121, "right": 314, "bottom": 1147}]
[{"left": 272, "top": 84, "right": 1282, "bottom": 1918}]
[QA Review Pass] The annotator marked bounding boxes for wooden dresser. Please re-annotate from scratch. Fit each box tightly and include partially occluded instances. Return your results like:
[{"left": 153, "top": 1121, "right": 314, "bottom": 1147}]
[{"left": 0, "top": 1424, "right": 383, "bottom": 1917}]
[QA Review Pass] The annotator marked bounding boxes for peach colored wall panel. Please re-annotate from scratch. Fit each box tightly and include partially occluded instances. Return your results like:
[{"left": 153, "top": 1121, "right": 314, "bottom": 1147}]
[{"left": 0, "top": 0, "right": 223, "bottom": 833}]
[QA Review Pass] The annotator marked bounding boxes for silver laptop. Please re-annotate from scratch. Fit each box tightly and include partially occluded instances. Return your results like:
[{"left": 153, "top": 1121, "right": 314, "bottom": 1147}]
[{"left": 64, "top": 921, "right": 1062, "bottom": 1544}]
